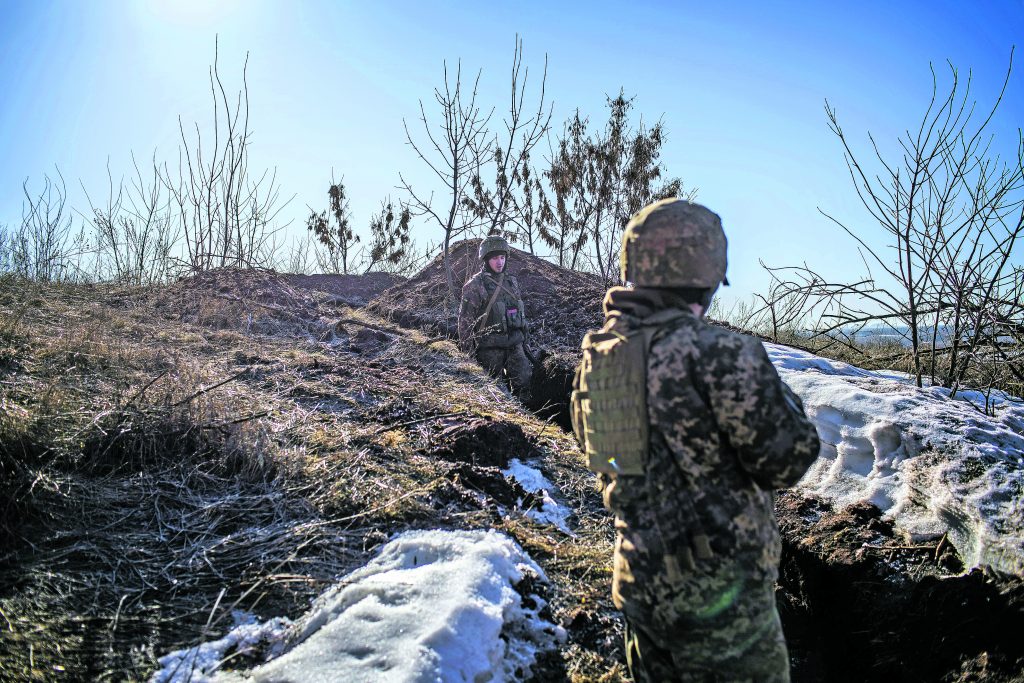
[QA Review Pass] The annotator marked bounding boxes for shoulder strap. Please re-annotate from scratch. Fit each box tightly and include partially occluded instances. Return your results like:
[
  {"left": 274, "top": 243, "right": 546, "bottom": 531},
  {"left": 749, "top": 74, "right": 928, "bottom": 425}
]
[
  {"left": 475, "top": 271, "right": 506, "bottom": 333},
  {"left": 494, "top": 274, "right": 519, "bottom": 301}
]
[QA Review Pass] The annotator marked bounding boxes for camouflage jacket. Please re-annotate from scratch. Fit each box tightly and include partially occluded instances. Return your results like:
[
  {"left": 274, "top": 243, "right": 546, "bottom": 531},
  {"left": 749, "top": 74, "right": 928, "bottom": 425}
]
[
  {"left": 597, "top": 287, "right": 820, "bottom": 644},
  {"left": 458, "top": 269, "right": 527, "bottom": 352}
]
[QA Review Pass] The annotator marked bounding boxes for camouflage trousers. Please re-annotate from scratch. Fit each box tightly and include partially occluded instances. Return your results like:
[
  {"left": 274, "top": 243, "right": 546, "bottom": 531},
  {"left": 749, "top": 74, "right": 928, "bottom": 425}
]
[
  {"left": 477, "top": 345, "right": 533, "bottom": 401},
  {"left": 622, "top": 586, "right": 790, "bottom": 683}
]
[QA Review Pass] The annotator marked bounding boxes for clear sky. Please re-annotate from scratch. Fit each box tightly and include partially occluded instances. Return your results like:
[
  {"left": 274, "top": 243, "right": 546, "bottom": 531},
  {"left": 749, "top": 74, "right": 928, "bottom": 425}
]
[{"left": 1, "top": 0, "right": 1021, "bottom": 308}]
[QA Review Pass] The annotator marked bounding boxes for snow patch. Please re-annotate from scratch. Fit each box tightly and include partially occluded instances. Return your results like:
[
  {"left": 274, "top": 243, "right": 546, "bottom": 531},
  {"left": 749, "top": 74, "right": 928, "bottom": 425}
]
[
  {"left": 157, "top": 529, "right": 565, "bottom": 682},
  {"left": 766, "top": 342, "right": 1024, "bottom": 575},
  {"left": 152, "top": 612, "right": 292, "bottom": 683},
  {"left": 501, "top": 458, "right": 574, "bottom": 535}
]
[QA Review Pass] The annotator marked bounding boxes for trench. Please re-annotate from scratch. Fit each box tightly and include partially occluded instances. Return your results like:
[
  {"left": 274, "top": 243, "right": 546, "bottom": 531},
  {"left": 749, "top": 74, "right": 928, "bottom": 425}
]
[
  {"left": 6, "top": 323, "right": 1021, "bottom": 681},
  {"left": 520, "top": 361, "right": 1024, "bottom": 682},
  {"left": 521, "top": 354, "right": 576, "bottom": 431}
]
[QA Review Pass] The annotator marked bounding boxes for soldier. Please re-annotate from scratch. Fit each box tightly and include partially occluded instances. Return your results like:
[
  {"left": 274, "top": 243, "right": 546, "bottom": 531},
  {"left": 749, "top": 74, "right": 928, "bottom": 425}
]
[
  {"left": 571, "top": 199, "right": 820, "bottom": 682},
  {"left": 458, "top": 235, "right": 533, "bottom": 400}
]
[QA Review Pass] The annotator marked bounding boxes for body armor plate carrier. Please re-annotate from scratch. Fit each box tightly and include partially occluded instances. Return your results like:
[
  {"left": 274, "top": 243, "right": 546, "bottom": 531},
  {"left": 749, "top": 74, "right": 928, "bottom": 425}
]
[{"left": 571, "top": 309, "right": 689, "bottom": 476}]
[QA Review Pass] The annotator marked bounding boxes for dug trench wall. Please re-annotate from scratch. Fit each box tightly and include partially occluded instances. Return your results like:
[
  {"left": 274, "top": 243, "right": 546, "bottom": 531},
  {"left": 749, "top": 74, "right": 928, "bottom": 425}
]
[
  {"left": 3, "top": 262, "right": 1023, "bottom": 681},
  {"left": 371, "top": 243, "right": 1024, "bottom": 682}
]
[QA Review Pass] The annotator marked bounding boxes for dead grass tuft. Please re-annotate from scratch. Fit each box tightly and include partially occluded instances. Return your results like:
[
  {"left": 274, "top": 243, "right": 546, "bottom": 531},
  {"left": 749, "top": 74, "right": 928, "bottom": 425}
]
[{"left": 0, "top": 272, "right": 629, "bottom": 681}]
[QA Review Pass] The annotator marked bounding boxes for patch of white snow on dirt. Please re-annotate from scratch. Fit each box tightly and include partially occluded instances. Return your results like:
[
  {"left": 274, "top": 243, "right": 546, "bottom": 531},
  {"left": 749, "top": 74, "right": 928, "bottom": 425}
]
[
  {"left": 767, "top": 342, "right": 1024, "bottom": 576},
  {"left": 152, "top": 612, "right": 292, "bottom": 683},
  {"left": 501, "top": 458, "right": 575, "bottom": 535},
  {"left": 155, "top": 529, "right": 565, "bottom": 683}
]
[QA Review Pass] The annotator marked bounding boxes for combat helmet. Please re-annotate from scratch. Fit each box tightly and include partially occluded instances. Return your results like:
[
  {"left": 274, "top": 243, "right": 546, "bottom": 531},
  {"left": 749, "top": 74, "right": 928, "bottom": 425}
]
[
  {"left": 620, "top": 198, "right": 728, "bottom": 288},
  {"left": 478, "top": 235, "right": 510, "bottom": 261}
]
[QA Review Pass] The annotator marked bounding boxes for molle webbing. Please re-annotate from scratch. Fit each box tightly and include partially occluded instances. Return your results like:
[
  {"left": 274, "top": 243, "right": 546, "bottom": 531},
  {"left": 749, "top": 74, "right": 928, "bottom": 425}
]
[{"left": 572, "top": 309, "right": 689, "bottom": 476}]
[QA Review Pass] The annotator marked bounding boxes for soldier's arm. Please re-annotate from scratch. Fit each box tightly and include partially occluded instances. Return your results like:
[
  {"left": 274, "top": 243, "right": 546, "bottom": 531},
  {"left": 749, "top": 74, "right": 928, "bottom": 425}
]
[
  {"left": 698, "top": 333, "right": 821, "bottom": 490},
  {"left": 457, "top": 282, "right": 483, "bottom": 352}
]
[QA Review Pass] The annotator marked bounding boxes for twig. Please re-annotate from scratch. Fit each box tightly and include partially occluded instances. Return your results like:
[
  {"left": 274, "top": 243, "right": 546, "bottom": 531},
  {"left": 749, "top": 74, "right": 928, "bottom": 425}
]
[
  {"left": 334, "top": 479, "right": 442, "bottom": 526},
  {"left": 336, "top": 317, "right": 399, "bottom": 336},
  {"left": 0, "top": 606, "right": 12, "bottom": 632},
  {"left": 205, "top": 587, "right": 227, "bottom": 630},
  {"left": 172, "top": 368, "right": 251, "bottom": 407},
  {"left": 934, "top": 532, "right": 949, "bottom": 561},
  {"left": 374, "top": 411, "right": 470, "bottom": 433},
  {"left": 122, "top": 369, "right": 170, "bottom": 411},
  {"left": 860, "top": 542, "right": 939, "bottom": 551},
  {"left": 109, "top": 594, "right": 127, "bottom": 633},
  {"left": 532, "top": 403, "right": 560, "bottom": 439},
  {"left": 199, "top": 411, "right": 270, "bottom": 430}
]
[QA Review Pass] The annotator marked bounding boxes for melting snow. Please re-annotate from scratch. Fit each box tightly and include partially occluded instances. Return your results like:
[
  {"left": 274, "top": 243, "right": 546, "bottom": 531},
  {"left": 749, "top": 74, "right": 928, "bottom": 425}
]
[
  {"left": 767, "top": 343, "right": 1024, "bottom": 575},
  {"left": 153, "top": 612, "right": 292, "bottom": 683},
  {"left": 501, "top": 458, "right": 574, "bottom": 535},
  {"left": 154, "top": 529, "right": 565, "bottom": 683}
]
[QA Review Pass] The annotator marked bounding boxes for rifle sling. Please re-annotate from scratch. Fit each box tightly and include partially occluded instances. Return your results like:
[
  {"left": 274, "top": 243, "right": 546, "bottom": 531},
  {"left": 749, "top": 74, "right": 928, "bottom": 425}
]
[{"left": 475, "top": 271, "right": 506, "bottom": 334}]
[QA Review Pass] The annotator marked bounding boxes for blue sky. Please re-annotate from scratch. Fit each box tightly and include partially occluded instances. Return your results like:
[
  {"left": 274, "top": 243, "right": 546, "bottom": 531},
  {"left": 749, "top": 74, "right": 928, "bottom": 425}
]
[{"left": 1, "top": 0, "right": 1021, "bottom": 308}]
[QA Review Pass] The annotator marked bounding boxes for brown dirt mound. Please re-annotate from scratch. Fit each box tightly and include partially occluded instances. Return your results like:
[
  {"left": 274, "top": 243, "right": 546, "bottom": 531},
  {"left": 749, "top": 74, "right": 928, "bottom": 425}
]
[
  {"left": 148, "top": 268, "right": 407, "bottom": 339},
  {"left": 429, "top": 417, "right": 540, "bottom": 469},
  {"left": 367, "top": 239, "right": 607, "bottom": 353},
  {"left": 285, "top": 272, "right": 406, "bottom": 306},
  {"left": 150, "top": 268, "right": 328, "bottom": 337}
]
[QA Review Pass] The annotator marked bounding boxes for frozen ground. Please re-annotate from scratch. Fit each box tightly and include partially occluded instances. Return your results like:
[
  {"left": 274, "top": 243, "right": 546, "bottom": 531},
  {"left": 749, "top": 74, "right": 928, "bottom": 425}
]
[
  {"left": 152, "top": 343, "right": 1024, "bottom": 681},
  {"left": 501, "top": 458, "right": 574, "bottom": 535},
  {"left": 768, "top": 343, "right": 1024, "bottom": 576},
  {"left": 153, "top": 530, "right": 565, "bottom": 683}
]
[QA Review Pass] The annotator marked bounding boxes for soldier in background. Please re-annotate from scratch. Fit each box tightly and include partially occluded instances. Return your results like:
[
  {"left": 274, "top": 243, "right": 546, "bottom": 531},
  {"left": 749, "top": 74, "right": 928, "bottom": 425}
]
[
  {"left": 458, "top": 235, "right": 533, "bottom": 400},
  {"left": 571, "top": 199, "right": 820, "bottom": 682}
]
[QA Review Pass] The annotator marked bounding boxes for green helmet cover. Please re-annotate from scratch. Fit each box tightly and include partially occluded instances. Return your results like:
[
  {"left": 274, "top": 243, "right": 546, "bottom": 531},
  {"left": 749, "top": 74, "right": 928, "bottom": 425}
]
[
  {"left": 620, "top": 199, "right": 728, "bottom": 288},
  {"left": 479, "top": 235, "right": 510, "bottom": 261}
]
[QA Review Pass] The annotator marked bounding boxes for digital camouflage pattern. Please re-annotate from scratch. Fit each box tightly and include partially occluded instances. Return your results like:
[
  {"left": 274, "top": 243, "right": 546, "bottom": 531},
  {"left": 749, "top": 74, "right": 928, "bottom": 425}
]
[
  {"left": 621, "top": 199, "right": 728, "bottom": 289},
  {"left": 458, "top": 267, "right": 533, "bottom": 395},
  {"left": 595, "top": 286, "right": 820, "bottom": 682}
]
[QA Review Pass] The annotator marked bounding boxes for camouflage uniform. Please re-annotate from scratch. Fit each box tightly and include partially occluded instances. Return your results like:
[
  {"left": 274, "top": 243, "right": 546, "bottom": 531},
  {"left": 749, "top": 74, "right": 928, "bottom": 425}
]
[
  {"left": 457, "top": 247, "right": 533, "bottom": 398},
  {"left": 586, "top": 199, "right": 820, "bottom": 682}
]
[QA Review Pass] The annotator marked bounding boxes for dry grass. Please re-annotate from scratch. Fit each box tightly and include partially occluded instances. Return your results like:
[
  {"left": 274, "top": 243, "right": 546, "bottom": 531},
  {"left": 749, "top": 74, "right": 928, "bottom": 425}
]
[{"left": 0, "top": 272, "right": 627, "bottom": 682}]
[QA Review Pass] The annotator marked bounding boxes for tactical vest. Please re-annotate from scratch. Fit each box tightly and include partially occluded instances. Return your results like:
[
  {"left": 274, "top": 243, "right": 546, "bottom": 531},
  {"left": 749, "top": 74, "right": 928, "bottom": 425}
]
[
  {"left": 571, "top": 309, "right": 690, "bottom": 476},
  {"left": 573, "top": 307, "right": 716, "bottom": 573},
  {"left": 477, "top": 274, "right": 526, "bottom": 348}
]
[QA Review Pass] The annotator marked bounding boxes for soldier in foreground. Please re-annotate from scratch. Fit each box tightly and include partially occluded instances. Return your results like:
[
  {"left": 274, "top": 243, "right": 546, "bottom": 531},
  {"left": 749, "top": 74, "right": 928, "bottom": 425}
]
[
  {"left": 571, "top": 199, "right": 820, "bottom": 682},
  {"left": 458, "top": 235, "right": 533, "bottom": 400}
]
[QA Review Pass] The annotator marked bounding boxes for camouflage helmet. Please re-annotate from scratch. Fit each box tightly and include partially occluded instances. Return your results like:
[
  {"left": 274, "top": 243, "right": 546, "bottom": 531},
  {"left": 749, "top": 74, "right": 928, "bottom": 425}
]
[
  {"left": 478, "top": 235, "right": 510, "bottom": 261},
  {"left": 620, "top": 198, "right": 728, "bottom": 288}
]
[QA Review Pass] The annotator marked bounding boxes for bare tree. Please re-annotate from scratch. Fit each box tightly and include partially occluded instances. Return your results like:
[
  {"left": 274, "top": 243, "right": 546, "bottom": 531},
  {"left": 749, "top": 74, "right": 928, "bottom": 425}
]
[
  {"left": 280, "top": 232, "right": 315, "bottom": 274},
  {"left": 463, "top": 36, "right": 553, "bottom": 253},
  {"left": 6, "top": 170, "right": 84, "bottom": 281},
  {"left": 163, "top": 37, "right": 291, "bottom": 272},
  {"left": 768, "top": 53, "right": 1023, "bottom": 401},
  {"left": 83, "top": 153, "right": 180, "bottom": 285},
  {"left": 400, "top": 61, "right": 492, "bottom": 301},
  {"left": 748, "top": 261, "right": 819, "bottom": 343}
]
